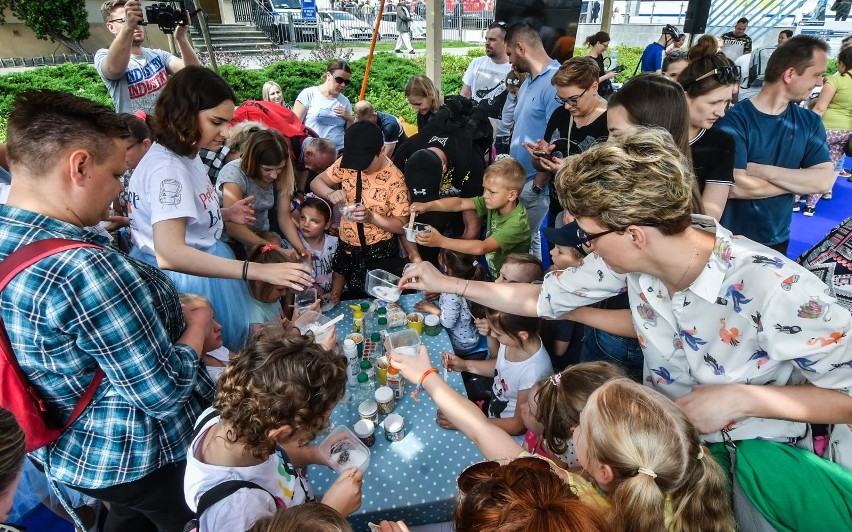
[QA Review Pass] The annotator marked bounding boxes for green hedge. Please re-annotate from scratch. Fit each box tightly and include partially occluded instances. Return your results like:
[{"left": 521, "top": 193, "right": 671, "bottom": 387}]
[{"left": 0, "top": 52, "right": 477, "bottom": 141}]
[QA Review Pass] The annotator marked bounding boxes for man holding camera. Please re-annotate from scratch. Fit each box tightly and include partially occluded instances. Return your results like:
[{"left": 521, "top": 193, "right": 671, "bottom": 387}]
[{"left": 96, "top": 0, "right": 200, "bottom": 113}]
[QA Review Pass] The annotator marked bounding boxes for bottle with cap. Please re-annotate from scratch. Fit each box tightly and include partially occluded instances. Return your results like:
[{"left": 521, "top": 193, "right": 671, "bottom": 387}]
[
  {"left": 386, "top": 362, "right": 405, "bottom": 401},
  {"left": 369, "top": 332, "right": 384, "bottom": 362},
  {"left": 359, "top": 359, "right": 376, "bottom": 384},
  {"left": 349, "top": 303, "right": 366, "bottom": 335},
  {"left": 355, "top": 372, "right": 374, "bottom": 403},
  {"left": 343, "top": 339, "right": 360, "bottom": 387}
]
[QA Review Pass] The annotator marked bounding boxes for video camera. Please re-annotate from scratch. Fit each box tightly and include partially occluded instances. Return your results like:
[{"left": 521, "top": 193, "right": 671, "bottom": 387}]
[{"left": 145, "top": 1, "right": 189, "bottom": 34}]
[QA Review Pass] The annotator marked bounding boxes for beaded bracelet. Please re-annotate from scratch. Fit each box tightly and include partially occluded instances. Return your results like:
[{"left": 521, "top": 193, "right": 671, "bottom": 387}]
[{"left": 411, "top": 367, "right": 439, "bottom": 403}]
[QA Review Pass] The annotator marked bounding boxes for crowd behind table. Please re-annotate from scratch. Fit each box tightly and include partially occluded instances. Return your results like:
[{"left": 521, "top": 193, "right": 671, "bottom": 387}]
[{"left": 0, "top": 4, "right": 852, "bottom": 530}]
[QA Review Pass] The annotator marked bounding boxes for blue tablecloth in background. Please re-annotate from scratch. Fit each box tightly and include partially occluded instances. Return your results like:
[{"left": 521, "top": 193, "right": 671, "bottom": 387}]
[{"left": 311, "top": 294, "right": 481, "bottom": 529}]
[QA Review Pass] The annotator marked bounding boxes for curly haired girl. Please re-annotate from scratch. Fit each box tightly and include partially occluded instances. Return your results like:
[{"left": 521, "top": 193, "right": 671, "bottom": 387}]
[{"left": 184, "top": 333, "right": 361, "bottom": 531}]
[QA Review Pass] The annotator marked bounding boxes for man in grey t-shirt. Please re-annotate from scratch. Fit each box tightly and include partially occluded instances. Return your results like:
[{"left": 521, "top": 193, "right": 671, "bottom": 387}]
[{"left": 96, "top": 0, "right": 200, "bottom": 113}]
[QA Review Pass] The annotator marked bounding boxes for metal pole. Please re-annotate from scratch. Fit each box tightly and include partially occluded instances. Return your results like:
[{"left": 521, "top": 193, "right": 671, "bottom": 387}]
[
  {"left": 360, "top": 0, "right": 388, "bottom": 101},
  {"left": 199, "top": 10, "right": 218, "bottom": 72}
]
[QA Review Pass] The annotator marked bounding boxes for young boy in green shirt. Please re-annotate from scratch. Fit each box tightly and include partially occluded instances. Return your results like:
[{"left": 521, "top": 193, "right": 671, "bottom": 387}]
[{"left": 411, "top": 157, "right": 531, "bottom": 278}]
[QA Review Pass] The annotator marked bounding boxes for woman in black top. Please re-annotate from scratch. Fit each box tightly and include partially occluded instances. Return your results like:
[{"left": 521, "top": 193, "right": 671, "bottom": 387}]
[
  {"left": 677, "top": 38, "right": 739, "bottom": 220},
  {"left": 586, "top": 31, "right": 618, "bottom": 99}
]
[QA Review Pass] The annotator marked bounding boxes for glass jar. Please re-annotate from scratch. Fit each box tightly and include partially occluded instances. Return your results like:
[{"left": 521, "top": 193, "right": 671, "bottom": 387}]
[{"left": 424, "top": 314, "right": 441, "bottom": 336}]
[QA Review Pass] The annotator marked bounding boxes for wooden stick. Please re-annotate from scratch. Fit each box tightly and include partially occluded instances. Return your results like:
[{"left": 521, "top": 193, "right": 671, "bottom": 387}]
[{"left": 408, "top": 209, "right": 415, "bottom": 231}]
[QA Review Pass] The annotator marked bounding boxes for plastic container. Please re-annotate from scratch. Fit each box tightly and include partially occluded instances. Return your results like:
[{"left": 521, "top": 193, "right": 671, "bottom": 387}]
[
  {"left": 383, "top": 413, "right": 406, "bottom": 442},
  {"left": 424, "top": 314, "right": 441, "bottom": 336},
  {"left": 356, "top": 372, "right": 374, "bottom": 403},
  {"left": 375, "top": 386, "right": 395, "bottom": 415},
  {"left": 341, "top": 202, "right": 364, "bottom": 222},
  {"left": 387, "top": 364, "right": 405, "bottom": 400},
  {"left": 319, "top": 426, "right": 371, "bottom": 473},
  {"left": 370, "top": 332, "right": 384, "bottom": 361},
  {"left": 353, "top": 419, "right": 375, "bottom": 447},
  {"left": 407, "top": 312, "right": 424, "bottom": 335},
  {"left": 343, "top": 339, "right": 359, "bottom": 387},
  {"left": 359, "top": 360, "right": 376, "bottom": 383},
  {"left": 295, "top": 310, "right": 332, "bottom": 342},
  {"left": 294, "top": 288, "right": 318, "bottom": 312},
  {"left": 388, "top": 328, "right": 421, "bottom": 357},
  {"left": 358, "top": 399, "right": 379, "bottom": 424},
  {"left": 366, "top": 269, "right": 402, "bottom": 303},
  {"left": 349, "top": 304, "right": 366, "bottom": 334},
  {"left": 345, "top": 333, "right": 364, "bottom": 358},
  {"left": 376, "top": 355, "right": 388, "bottom": 385},
  {"left": 404, "top": 222, "right": 431, "bottom": 242}
]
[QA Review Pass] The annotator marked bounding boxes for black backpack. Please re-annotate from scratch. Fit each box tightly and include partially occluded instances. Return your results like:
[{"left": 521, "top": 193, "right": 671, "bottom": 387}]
[{"left": 183, "top": 410, "right": 278, "bottom": 532}]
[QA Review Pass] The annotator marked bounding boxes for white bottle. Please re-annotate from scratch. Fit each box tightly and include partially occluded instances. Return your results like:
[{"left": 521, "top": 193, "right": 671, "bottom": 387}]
[{"left": 343, "top": 339, "right": 359, "bottom": 387}]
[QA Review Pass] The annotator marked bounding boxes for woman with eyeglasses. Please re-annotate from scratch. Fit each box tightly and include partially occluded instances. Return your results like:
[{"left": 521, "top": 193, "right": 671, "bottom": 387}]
[
  {"left": 585, "top": 31, "right": 619, "bottom": 98},
  {"left": 399, "top": 128, "right": 852, "bottom": 531},
  {"left": 676, "top": 38, "right": 739, "bottom": 220},
  {"left": 293, "top": 59, "right": 354, "bottom": 152}
]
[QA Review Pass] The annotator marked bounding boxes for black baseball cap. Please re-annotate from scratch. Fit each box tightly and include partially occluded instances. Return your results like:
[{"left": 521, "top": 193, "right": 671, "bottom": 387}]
[
  {"left": 341, "top": 121, "right": 384, "bottom": 171},
  {"left": 542, "top": 220, "right": 588, "bottom": 256},
  {"left": 404, "top": 149, "right": 442, "bottom": 202}
]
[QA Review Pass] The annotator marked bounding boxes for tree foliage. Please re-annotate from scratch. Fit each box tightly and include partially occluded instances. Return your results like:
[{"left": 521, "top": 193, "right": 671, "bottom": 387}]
[{"left": 0, "top": 0, "right": 90, "bottom": 55}]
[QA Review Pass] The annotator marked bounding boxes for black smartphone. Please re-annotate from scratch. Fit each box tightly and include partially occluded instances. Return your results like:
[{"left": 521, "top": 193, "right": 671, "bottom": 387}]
[{"left": 533, "top": 150, "right": 549, "bottom": 158}]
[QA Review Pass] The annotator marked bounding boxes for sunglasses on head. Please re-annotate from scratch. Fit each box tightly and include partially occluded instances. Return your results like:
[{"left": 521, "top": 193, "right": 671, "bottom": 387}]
[
  {"left": 457, "top": 456, "right": 557, "bottom": 493},
  {"left": 331, "top": 75, "right": 351, "bottom": 86},
  {"left": 684, "top": 65, "right": 741, "bottom": 87}
]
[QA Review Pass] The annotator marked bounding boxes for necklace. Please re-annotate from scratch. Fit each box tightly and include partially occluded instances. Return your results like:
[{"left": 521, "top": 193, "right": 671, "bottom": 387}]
[{"left": 673, "top": 236, "right": 700, "bottom": 292}]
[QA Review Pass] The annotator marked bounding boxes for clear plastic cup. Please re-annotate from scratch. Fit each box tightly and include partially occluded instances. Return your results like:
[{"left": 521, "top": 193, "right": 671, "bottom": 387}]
[
  {"left": 318, "top": 426, "right": 371, "bottom": 473},
  {"left": 341, "top": 202, "right": 364, "bottom": 222},
  {"left": 294, "top": 287, "right": 318, "bottom": 312},
  {"left": 404, "top": 222, "right": 431, "bottom": 243},
  {"left": 294, "top": 310, "right": 332, "bottom": 342},
  {"left": 388, "top": 328, "right": 421, "bottom": 357},
  {"left": 366, "top": 269, "right": 402, "bottom": 303}
]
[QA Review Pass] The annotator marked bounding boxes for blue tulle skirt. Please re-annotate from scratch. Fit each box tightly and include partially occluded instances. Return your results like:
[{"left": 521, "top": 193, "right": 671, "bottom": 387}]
[
  {"left": 130, "top": 240, "right": 250, "bottom": 351},
  {"left": 9, "top": 459, "right": 94, "bottom": 523}
]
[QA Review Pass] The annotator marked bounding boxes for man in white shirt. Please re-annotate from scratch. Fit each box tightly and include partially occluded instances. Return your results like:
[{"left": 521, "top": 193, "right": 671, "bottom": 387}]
[
  {"left": 461, "top": 21, "right": 512, "bottom": 105},
  {"left": 95, "top": 0, "right": 200, "bottom": 113}
]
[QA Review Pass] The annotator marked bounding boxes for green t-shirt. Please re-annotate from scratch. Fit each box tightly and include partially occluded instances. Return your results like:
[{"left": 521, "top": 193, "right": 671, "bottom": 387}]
[
  {"left": 822, "top": 72, "right": 852, "bottom": 131},
  {"left": 472, "top": 196, "right": 531, "bottom": 277}
]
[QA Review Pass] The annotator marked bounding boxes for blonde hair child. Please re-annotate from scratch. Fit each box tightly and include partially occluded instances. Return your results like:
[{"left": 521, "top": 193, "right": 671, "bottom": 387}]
[
  {"left": 388, "top": 348, "right": 734, "bottom": 529},
  {"left": 179, "top": 293, "right": 235, "bottom": 382}
]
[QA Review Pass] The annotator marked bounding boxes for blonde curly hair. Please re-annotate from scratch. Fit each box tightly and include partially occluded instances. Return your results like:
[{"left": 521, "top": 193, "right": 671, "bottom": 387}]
[{"left": 554, "top": 127, "right": 693, "bottom": 235}]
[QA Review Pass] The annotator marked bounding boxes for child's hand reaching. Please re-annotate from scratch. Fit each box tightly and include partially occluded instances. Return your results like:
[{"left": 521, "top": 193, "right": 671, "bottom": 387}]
[
  {"left": 441, "top": 352, "right": 466, "bottom": 373},
  {"left": 415, "top": 227, "right": 442, "bottom": 248},
  {"left": 414, "top": 300, "right": 440, "bottom": 316},
  {"left": 322, "top": 467, "right": 363, "bottom": 517},
  {"left": 319, "top": 325, "right": 338, "bottom": 352},
  {"left": 436, "top": 408, "right": 459, "bottom": 431},
  {"left": 388, "top": 345, "right": 433, "bottom": 384},
  {"left": 409, "top": 202, "right": 430, "bottom": 215},
  {"left": 473, "top": 318, "right": 490, "bottom": 337}
]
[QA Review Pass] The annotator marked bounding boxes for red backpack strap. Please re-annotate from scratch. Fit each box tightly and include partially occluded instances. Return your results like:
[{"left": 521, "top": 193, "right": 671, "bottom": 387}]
[{"left": 0, "top": 238, "right": 106, "bottom": 429}]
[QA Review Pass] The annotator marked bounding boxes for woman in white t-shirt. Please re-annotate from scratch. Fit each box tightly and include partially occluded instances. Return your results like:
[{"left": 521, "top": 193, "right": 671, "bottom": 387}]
[
  {"left": 128, "top": 66, "right": 313, "bottom": 350},
  {"left": 293, "top": 59, "right": 353, "bottom": 152}
]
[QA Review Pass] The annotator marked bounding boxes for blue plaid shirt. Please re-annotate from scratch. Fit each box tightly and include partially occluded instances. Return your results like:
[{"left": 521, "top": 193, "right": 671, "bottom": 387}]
[{"left": 0, "top": 205, "right": 215, "bottom": 489}]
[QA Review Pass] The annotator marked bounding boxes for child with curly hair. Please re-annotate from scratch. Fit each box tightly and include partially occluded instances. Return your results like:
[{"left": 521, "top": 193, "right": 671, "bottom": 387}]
[{"left": 184, "top": 333, "right": 362, "bottom": 531}]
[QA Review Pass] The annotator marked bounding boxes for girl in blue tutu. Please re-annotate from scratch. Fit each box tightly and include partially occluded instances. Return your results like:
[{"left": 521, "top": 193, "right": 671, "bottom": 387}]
[{"left": 128, "top": 66, "right": 313, "bottom": 350}]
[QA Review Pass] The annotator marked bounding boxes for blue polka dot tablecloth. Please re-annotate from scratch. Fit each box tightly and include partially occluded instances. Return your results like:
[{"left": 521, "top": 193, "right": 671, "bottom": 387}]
[{"left": 310, "top": 294, "right": 481, "bottom": 530}]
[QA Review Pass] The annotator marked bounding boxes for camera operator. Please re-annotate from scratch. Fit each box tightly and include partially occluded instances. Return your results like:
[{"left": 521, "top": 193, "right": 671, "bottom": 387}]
[{"left": 96, "top": 0, "right": 201, "bottom": 114}]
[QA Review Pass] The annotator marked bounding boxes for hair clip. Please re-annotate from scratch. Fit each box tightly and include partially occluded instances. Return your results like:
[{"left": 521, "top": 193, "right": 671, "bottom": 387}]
[
  {"left": 472, "top": 260, "right": 479, "bottom": 268},
  {"left": 548, "top": 373, "right": 562, "bottom": 386},
  {"left": 304, "top": 192, "right": 333, "bottom": 212},
  {"left": 261, "top": 244, "right": 280, "bottom": 253}
]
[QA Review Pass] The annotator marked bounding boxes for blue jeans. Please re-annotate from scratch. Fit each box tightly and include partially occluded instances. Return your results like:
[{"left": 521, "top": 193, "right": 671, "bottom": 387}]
[{"left": 580, "top": 326, "right": 643, "bottom": 382}]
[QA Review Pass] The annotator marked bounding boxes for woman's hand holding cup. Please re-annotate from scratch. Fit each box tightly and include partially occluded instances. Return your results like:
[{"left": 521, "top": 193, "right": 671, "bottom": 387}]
[{"left": 388, "top": 345, "right": 432, "bottom": 384}]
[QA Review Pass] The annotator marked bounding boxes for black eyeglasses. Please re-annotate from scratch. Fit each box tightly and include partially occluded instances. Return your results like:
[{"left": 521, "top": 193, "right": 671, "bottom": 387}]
[
  {"left": 554, "top": 86, "right": 588, "bottom": 107},
  {"left": 108, "top": 17, "right": 126, "bottom": 24},
  {"left": 684, "top": 65, "right": 742, "bottom": 87},
  {"left": 576, "top": 222, "right": 662, "bottom": 246},
  {"left": 333, "top": 76, "right": 351, "bottom": 86}
]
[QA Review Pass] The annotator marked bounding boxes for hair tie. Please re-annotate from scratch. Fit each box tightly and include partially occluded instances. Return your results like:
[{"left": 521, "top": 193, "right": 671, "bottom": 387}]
[
  {"left": 637, "top": 467, "right": 657, "bottom": 479},
  {"left": 548, "top": 373, "right": 561, "bottom": 387},
  {"left": 261, "top": 244, "right": 279, "bottom": 253},
  {"left": 471, "top": 260, "right": 479, "bottom": 268},
  {"left": 697, "top": 447, "right": 705, "bottom": 460}
]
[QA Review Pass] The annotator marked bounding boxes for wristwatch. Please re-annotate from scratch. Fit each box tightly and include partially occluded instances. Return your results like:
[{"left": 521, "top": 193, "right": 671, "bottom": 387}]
[{"left": 531, "top": 183, "right": 543, "bottom": 194}]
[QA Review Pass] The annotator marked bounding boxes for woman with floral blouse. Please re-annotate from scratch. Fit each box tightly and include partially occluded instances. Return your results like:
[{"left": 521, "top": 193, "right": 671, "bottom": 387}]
[{"left": 399, "top": 128, "right": 852, "bottom": 530}]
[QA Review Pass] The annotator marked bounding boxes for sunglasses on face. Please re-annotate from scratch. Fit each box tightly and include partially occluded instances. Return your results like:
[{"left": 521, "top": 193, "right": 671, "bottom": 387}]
[
  {"left": 109, "top": 17, "right": 126, "bottom": 24},
  {"left": 332, "top": 75, "right": 351, "bottom": 86},
  {"left": 554, "top": 86, "right": 588, "bottom": 107}
]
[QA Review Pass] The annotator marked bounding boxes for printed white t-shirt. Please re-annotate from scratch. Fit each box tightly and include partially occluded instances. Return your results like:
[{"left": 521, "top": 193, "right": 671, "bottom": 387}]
[
  {"left": 295, "top": 86, "right": 351, "bottom": 151},
  {"left": 128, "top": 142, "right": 224, "bottom": 256},
  {"left": 184, "top": 408, "right": 313, "bottom": 531},
  {"left": 488, "top": 340, "right": 553, "bottom": 421}
]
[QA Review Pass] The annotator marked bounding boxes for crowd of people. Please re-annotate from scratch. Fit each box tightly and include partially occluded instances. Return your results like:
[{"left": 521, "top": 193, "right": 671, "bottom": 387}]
[{"left": 0, "top": 1, "right": 851, "bottom": 530}]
